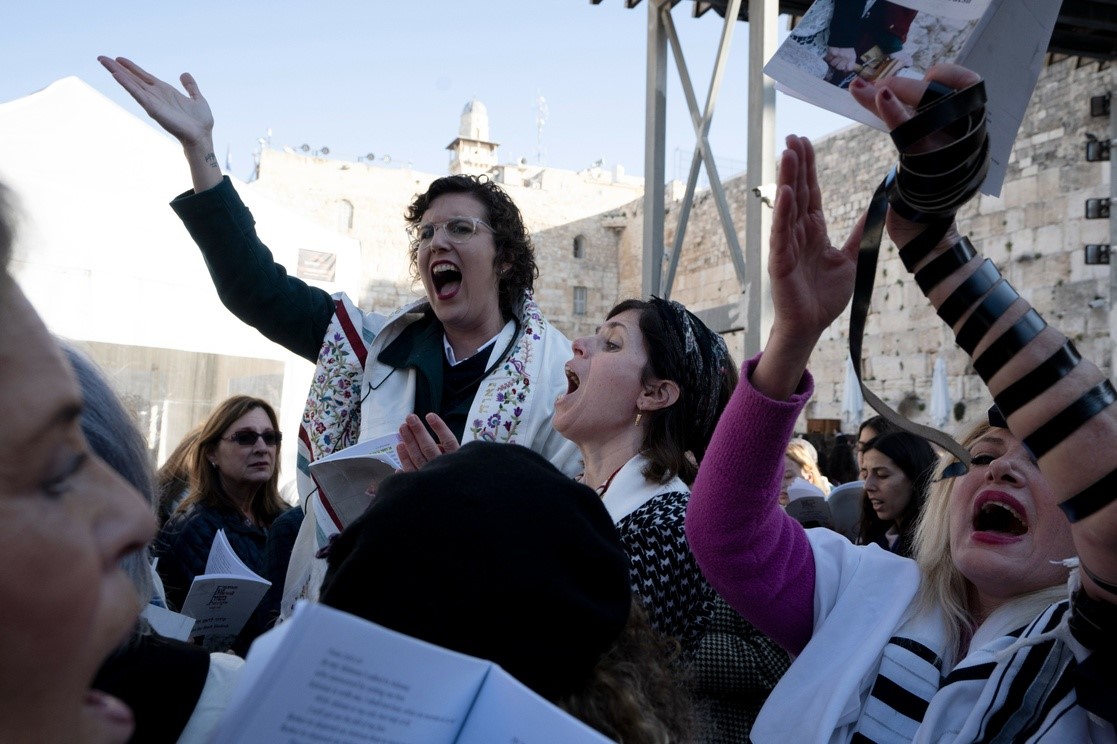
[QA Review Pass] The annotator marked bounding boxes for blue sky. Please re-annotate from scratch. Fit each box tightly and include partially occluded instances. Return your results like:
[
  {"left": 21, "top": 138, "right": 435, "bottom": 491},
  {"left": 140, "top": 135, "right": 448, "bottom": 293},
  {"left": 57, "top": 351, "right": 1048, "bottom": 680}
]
[{"left": 2, "top": 1, "right": 850, "bottom": 182}]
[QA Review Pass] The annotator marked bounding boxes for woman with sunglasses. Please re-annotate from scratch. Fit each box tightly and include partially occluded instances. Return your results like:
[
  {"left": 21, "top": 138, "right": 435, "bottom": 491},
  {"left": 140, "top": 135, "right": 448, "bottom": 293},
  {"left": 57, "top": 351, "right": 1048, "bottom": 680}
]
[
  {"left": 156, "top": 395, "right": 290, "bottom": 655},
  {"left": 98, "top": 57, "right": 578, "bottom": 610}
]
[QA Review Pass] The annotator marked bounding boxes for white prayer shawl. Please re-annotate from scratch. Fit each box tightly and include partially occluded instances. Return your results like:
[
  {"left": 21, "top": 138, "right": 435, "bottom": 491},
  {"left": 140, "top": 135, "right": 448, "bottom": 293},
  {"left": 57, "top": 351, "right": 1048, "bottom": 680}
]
[
  {"left": 281, "top": 292, "right": 579, "bottom": 617},
  {"left": 752, "top": 529, "right": 1115, "bottom": 743},
  {"left": 601, "top": 453, "right": 689, "bottom": 525}
]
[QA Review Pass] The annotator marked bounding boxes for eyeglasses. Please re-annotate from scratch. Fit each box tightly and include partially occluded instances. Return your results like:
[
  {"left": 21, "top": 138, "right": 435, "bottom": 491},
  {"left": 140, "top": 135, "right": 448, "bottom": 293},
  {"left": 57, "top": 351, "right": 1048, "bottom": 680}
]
[
  {"left": 223, "top": 431, "right": 282, "bottom": 447},
  {"left": 407, "top": 217, "right": 493, "bottom": 249}
]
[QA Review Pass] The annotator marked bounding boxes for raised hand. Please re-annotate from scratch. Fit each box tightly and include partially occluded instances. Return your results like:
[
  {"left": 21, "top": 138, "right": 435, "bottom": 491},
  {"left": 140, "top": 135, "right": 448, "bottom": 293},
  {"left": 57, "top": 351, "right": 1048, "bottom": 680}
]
[
  {"left": 768, "top": 135, "right": 860, "bottom": 346},
  {"left": 848, "top": 65, "right": 982, "bottom": 249},
  {"left": 753, "top": 135, "right": 861, "bottom": 400},
  {"left": 98, "top": 57, "right": 213, "bottom": 146},
  {"left": 98, "top": 56, "right": 221, "bottom": 192},
  {"left": 396, "top": 413, "right": 460, "bottom": 472}
]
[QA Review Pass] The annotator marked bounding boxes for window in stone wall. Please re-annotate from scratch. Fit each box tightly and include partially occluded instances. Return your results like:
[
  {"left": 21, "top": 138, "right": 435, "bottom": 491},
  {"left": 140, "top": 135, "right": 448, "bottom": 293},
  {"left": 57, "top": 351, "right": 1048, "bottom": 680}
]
[
  {"left": 573, "top": 286, "right": 588, "bottom": 316},
  {"left": 337, "top": 199, "right": 354, "bottom": 232},
  {"left": 298, "top": 249, "right": 337, "bottom": 282},
  {"left": 573, "top": 235, "right": 586, "bottom": 259}
]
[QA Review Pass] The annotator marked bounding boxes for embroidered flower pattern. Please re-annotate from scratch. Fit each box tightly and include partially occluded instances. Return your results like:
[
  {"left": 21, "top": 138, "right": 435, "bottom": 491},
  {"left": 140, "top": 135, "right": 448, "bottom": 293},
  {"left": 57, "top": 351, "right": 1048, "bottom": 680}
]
[
  {"left": 302, "top": 327, "right": 363, "bottom": 460},
  {"left": 469, "top": 297, "right": 544, "bottom": 443}
]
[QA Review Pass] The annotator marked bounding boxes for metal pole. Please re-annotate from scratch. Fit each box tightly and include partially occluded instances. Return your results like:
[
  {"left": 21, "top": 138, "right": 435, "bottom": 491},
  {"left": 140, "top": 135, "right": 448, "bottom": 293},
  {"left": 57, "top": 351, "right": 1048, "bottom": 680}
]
[
  {"left": 744, "top": 0, "right": 778, "bottom": 357},
  {"left": 1109, "top": 77, "right": 1117, "bottom": 377},
  {"left": 643, "top": 0, "right": 669, "bottom": 297}
]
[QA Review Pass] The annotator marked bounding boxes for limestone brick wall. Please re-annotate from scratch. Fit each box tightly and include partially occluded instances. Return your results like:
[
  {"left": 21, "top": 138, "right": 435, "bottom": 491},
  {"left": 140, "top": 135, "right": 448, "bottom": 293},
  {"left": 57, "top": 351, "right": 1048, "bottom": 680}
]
[
  {"left": 616, "top": 56, "right": 1115, "bottom": 437},
  {"left": 250, "top": 151, "right": 434, "bottom": 313},
  {"left": 534, "top": 213, "right": 623, "bottom": 338},
  {"left": 251, "top": 149, "right": 641, "bottom": 339}
]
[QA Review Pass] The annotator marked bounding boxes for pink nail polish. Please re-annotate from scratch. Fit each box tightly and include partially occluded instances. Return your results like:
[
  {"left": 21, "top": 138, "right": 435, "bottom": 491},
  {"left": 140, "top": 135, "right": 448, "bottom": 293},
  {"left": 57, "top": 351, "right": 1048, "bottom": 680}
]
[{"left": 881, "top": 88, "right": 894, "bottom": 102}]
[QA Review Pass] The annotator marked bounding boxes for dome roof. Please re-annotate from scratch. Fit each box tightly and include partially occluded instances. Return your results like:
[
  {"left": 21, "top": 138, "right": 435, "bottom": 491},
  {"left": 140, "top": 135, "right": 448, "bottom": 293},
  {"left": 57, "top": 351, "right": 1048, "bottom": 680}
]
[
  {"left": 461, "top": 98, "right": 487, "bottom": 117},
  {"left": 459, "top": 97, "right": 490, "bottom": 140}
]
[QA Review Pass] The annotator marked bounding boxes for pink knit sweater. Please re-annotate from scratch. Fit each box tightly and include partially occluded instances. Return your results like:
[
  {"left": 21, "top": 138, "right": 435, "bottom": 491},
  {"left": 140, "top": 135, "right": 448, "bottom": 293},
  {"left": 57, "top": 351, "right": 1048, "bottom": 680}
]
[{"left": 685, "top": 354, "right": 817, "bottom": 655}]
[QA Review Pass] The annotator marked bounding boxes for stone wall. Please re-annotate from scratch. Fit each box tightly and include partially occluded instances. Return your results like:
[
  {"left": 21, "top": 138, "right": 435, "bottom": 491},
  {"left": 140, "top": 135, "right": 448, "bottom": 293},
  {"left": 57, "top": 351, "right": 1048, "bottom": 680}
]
[
  {"left": 616, "top": 56, "right": 1115, "bottom": 436},
  {"left": 248, "top": 57, "right": 1115, "bottom": 440},
  {"left": 251, "top": 149, "right": 641, "bottom": 338}
]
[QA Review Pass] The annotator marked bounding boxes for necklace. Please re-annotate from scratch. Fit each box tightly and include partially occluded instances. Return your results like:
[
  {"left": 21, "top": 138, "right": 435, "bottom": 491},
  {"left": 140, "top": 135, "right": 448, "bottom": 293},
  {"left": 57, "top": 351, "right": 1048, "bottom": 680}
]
[{"left": 576, "top": 463, "right": 625, "bottom": 498}]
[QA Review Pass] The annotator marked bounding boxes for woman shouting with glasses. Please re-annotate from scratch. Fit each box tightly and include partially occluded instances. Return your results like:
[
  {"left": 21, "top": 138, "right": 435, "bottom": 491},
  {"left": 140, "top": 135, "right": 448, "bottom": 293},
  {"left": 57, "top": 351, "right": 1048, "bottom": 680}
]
[
  {"left": 99, "top": 57, "right": 579, "bottom": 611},
  {"left": 155, "top": 395, "right": 290, "bottom": 655}
]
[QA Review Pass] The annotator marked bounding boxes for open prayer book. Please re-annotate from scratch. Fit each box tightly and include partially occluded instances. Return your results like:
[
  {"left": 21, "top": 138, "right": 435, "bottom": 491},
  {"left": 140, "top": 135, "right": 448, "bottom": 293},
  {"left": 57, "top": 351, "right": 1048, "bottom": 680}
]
[
  {"left": 764, "top": 0, "right": 1062, "bottom": 192},
  {"left": 308, "top": 432, "right": 402, "bottom": 531},
  {"left": 211, "top": 601, "right": 612, "bottom": 744},
  {"left": 179, "top": 529, "right": 270, "bottom": 652}
]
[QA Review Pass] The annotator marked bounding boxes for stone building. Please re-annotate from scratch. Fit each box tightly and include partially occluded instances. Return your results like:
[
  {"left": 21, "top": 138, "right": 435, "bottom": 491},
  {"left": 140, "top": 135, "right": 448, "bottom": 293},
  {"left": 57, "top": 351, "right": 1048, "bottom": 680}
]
[
  {"left": 615, "top": 56, "right": 1116, "bottom": 438},
  {"left": 448, "top": 99, "right": 499, "bottom": 176},
  {"left": 16, "top": 55, "right": 1096, "bottom": 474},
  {"left": 249, "top": 56, "right": 1114, "bottom": 440},
  {"left": 249, "top": 100, "right": 644, "bottom": 341}
]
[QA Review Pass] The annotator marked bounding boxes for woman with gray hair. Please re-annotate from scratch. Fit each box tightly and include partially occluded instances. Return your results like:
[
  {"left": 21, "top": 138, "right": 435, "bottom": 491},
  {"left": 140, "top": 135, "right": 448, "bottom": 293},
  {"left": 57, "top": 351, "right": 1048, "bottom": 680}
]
[
  {"left": 63, "top": 344, "right": 243, "bottom": 744},
  {"left": 0, "top": 183, "right": 155, "bottom": 743},
  {"left": 62, "top": 344, "right": 157, "bottom": 607}
]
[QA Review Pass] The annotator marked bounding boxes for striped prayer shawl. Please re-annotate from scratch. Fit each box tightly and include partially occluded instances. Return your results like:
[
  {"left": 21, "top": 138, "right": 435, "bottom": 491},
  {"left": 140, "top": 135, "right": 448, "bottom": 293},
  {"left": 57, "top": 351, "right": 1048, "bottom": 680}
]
[{"left": 850, "top": 601, "right": 1111, "bottom": 743}]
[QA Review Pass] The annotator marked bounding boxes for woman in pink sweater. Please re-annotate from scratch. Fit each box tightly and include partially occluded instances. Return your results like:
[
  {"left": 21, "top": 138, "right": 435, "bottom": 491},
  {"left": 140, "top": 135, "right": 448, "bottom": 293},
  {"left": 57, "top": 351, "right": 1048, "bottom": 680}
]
[{"left": 686, "top": 65, "right": 1117, "bottom": 742}]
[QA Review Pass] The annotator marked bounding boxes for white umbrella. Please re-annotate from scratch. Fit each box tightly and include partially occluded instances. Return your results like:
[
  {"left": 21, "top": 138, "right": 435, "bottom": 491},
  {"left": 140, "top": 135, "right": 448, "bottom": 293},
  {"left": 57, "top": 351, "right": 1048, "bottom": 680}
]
[
  {"left": 930, "top": 356, "right": 951, "bottom": 429},
  {"left": 841, "top": 355, "right": 864, "bottom": 429}
]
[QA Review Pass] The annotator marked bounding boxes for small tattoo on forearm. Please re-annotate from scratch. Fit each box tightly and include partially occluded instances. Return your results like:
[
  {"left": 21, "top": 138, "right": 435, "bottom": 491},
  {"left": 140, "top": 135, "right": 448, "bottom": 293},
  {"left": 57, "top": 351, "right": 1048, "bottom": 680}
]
[{"left": 205, "top": 152, "right": 218, "bottom": 169}]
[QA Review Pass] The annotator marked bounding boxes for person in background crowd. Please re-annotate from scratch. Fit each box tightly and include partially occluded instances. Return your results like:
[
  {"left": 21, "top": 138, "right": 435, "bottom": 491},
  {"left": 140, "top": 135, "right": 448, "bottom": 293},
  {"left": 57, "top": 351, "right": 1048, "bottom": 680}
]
[
  {"left": 858, "top": 430, "right": 937, "bottom": 557},
  {"left": 824, "top": 433, "right": 860, "bottom": 485},
  {"left": 155, "top": 395, "right": 289, "bottom": 655},
  {"left": 856, "top": 413, "right": 896, "bottom": 468},
  {"left": 781, "top": 437, "right": 830, "bottom": 506},
  {"left": 155, "top": 428, "right": 201, "bottom": 528}
]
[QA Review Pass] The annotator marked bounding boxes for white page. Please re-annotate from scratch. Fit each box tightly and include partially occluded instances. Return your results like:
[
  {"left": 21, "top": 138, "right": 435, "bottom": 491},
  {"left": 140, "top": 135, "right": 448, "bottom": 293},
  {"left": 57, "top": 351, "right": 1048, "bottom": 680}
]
[
  {"left": 204, "top": 529, "right": 262, "bottom": 579},
  {"left": 764, "top": 0, "right": 991, "bottom": 120},
  {"left": 764, "top": 0, "right": 1063, "bottom": 195},
  {"left": 180, "top": 574, "right": 270, "bottom": 652},
  {"left": 141, "top": 603, "right": 196, "bottom": 642},
  {"left": 308, "top": 433, "right": 402, "bottom": 530},
  {"left": 212, "top": 602, "right": 490, "bottom": 744},
  {"left": 954, "top": 0, "right": 1063, "bottom": 192},
  {"left": 456, "top": 666, "right": 613, "bottom": 744},
  {"left": 222, "top": 616, "right": 295, "bottom": 715}
]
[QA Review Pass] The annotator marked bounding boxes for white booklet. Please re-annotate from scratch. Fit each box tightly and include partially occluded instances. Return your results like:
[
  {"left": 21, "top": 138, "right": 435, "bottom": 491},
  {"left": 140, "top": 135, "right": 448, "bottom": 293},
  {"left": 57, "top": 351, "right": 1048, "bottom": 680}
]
[
  {"left": 179, "top": 529, "right": 271, "bottom": 652},
  {"left": 764, "top": 0, "right": 1062, "bottom": 193},
  {"left": 211, "top": 601, "right": 612, "bottom": 744},
  {"left": 308, "top": 433, "right": 402, "bottom": 532}
]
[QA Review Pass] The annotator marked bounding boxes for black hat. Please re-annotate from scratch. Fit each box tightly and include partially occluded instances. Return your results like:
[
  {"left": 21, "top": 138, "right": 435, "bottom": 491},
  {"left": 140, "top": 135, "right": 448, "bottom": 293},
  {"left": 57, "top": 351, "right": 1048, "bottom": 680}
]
[{"left": 319, "top": 441, "right": 632, "bottom": 700}]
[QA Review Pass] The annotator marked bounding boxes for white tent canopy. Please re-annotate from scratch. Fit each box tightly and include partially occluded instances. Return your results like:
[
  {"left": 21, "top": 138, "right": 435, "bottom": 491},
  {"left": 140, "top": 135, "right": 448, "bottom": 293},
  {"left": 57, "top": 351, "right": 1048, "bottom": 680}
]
[
  {"left": 0, "top": 76, "right": 362, "bottom": 356},
  {"left": 0, "top": 77, "right": 363, "bottom": 468}
]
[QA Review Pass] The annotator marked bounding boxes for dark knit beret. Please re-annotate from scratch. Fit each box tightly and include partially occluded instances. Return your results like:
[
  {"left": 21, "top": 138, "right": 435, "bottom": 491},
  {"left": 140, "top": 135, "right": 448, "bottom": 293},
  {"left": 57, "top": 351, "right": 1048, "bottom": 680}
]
[{"left": 319, "top": 441, "right": 631, "bottom": 700}]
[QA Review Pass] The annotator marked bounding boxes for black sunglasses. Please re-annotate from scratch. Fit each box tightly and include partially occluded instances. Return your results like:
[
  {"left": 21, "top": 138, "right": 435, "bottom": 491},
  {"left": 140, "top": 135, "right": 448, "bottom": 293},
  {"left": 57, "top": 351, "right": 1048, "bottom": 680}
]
[{"left": 224, "top": 430, "right": 282, "bottom": 447}]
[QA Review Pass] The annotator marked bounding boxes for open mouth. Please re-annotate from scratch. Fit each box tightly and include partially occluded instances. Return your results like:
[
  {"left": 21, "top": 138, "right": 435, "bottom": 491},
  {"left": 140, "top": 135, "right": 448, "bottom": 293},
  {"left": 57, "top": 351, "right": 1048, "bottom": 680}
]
[
  {"left": 565, "top": 367, "right": 580, "bottom": 395},
  {"left": 431, "top": 262, "right": 462, "bottom": 297},
  {"left": 972, "top": 496, "right": 1028, "bottom": 536}
]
